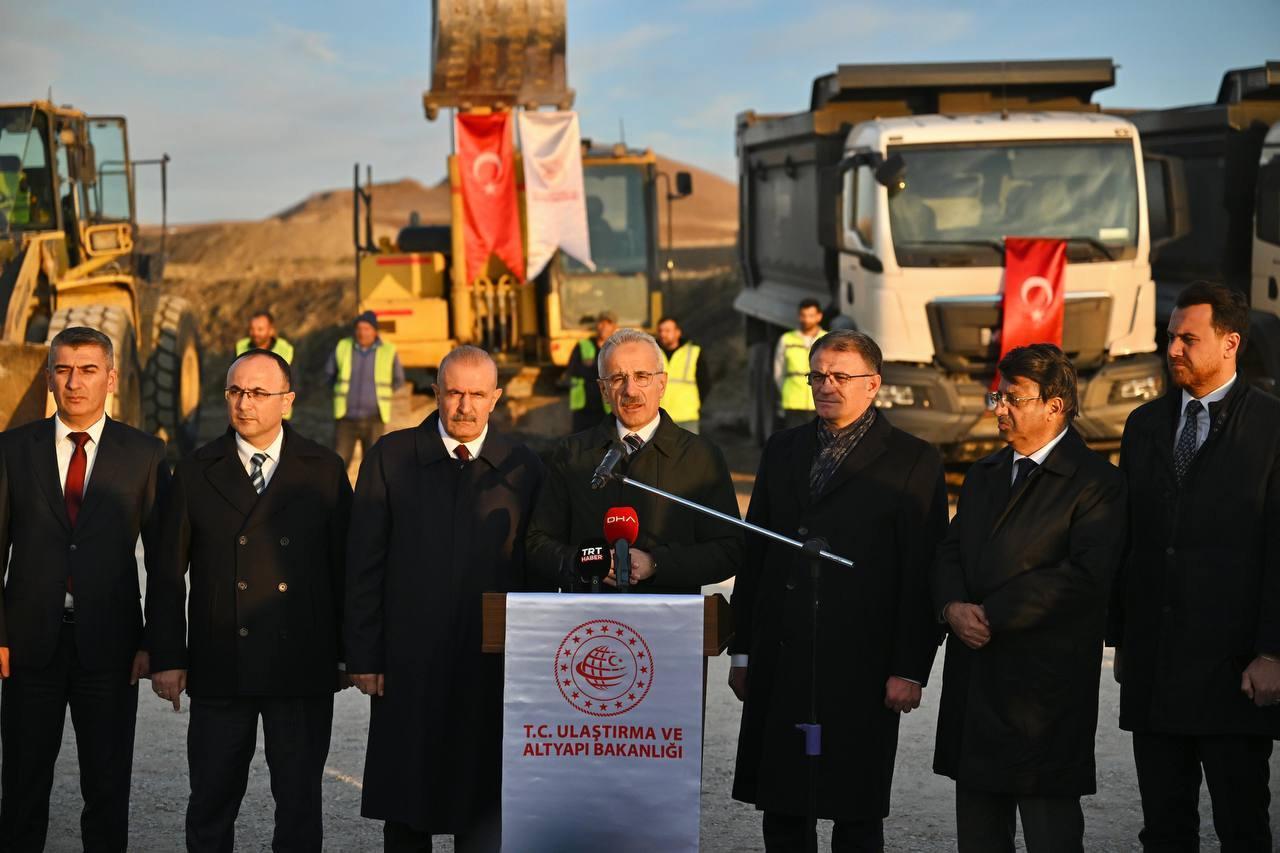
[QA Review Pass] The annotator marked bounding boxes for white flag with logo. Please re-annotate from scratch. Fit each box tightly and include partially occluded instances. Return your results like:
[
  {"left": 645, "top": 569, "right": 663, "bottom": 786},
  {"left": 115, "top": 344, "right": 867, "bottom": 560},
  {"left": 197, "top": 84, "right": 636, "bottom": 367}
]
[
  {"left": 501, "top": 593, "right": 703, "bottom": 852},
  {"left": 518, "top": 111, "right": 595, "bottom": 279}
]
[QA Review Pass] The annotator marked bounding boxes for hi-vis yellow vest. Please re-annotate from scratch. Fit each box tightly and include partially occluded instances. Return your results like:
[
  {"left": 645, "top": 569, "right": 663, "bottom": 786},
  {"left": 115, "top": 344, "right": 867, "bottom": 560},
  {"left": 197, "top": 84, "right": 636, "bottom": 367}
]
[
  {"left": 780, "top": 329, "right": 826, "bottom": 411},
  {"left": 333, "top": 338, "right": 397, "bottom": 422},
  {"left": 569, "top": 338, "right": 611, "bottom": 414},
  {"left": 235, "top": 336, "right": 295, "bottom": 364},
  {"left": 663, "top": 342, "right": 701, "bottom": 423}
]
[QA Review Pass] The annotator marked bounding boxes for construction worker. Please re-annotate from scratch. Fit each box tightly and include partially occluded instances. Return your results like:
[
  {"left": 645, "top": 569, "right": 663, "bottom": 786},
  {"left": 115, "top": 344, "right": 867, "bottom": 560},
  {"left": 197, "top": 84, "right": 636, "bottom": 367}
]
[
  {"left": 773, "top": 298, "right": 827, "bottom": 430},
  {"left": 325, "top": 311, "right": 405, "bottom": 471},
  {"left": 235, "top": 310, "right": 295, "bottom": 363},
  {"left": 657, "top": 315, "right": 709, "bottom": 433},
  {"left": 565, "top": 310, "right": 618, "bottom": 434},
  {"left": 236, "top": 311, "right": 296, "bottom": 419}
]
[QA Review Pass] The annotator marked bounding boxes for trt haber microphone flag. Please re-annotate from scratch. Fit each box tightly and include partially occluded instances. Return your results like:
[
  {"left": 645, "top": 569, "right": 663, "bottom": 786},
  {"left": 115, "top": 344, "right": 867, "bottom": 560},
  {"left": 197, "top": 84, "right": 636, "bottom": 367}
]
[
  {"left": 455, "top": 111, "right": 525, "bottom": 283},
  {"left": 518, "top": 110, "right": 595, "bottom": 279},
  {"left": 995, "top": 237, "right": 1067, "bottom": 384}
]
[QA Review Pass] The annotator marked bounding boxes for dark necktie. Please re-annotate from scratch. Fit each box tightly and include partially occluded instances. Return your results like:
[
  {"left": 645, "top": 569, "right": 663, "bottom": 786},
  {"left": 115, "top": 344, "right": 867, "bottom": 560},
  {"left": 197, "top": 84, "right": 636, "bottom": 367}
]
[
  {"left": 65, "top": 432, "right": 90, "bottom": 525},
  {"left": 1010, "top": 457, "right": 1038, "bottom": 498},
  {"left": 249, "top": 452, "right": 268, "bottom": 495},
  {"left": 1173, "top": 399, "right": 1203, "bottom": 484},
  {"left": 623, "top": 433, "right": 644, "bottom": 455},
  {"left": 455, "top": 445, "right": 472, "bottom": 463}
]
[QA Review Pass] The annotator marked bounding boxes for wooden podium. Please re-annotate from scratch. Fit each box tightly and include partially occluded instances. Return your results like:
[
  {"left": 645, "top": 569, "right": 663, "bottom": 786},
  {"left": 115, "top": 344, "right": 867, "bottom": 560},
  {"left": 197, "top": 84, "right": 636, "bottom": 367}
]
[{"left": 481, "top": 591, "right": 733, "bottom": 657}]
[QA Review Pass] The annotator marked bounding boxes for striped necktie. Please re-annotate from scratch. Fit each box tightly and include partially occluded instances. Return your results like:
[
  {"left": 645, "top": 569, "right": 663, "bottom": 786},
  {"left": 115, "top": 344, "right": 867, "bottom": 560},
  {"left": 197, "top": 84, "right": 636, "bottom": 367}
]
[
  {"left": 1173, "top": 399, "right": 1203, "bottom": 484},
  {"left": 623, "top": 433, "right": 644, "bottom": 455},
  {"left": 249, "top": 452, "right": 268, "bottom": 495}
]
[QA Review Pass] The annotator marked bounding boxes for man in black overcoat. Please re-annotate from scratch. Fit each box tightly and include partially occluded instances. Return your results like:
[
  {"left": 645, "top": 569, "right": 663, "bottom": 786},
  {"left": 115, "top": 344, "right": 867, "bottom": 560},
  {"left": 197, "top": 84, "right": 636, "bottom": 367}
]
[
  {"left": 148, "top": 349, "right": 352, "bottom": 852},
  {"left": 932, "top": 344, "right": 1126, "bottom": 853},
  {"left": 1110, "top": 281, "right": 1280, "bottom": 850},
  {"left": 527, "top": 328, "right": 741, "bottom": 594},
  {"left": 0, "top": 326, "right": 168, "bottom": 852},
  {"left": 730, "top": 330, "right": 948, "bottom": 852},
  {"left": 345, "top": 346, "right": 545, "bottom": 852}
]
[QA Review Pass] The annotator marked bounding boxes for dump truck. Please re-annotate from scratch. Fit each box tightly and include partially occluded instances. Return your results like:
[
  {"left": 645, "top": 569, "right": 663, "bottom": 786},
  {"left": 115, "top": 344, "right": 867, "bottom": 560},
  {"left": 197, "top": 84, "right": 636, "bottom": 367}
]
[
  {"left": 353, "top": 0, "right": 690, "bottom": 375},
  {"left": 1126, "top": 61, "right": 1280, "bottom": 390},
  {"left": 736, "top": 59, "right": 1170, "bottom": 458},
  {"left": 0, "top": 101, "right": 201, "bottom": 451}
]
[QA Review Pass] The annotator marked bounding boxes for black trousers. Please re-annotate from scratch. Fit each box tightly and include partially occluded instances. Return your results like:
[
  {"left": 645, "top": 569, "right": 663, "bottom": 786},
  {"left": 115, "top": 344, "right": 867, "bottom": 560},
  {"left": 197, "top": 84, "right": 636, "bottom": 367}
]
[
  {"left": 761, "top": 810, "right": 884, "bottom": 853},
  {"left": 334, "top": 415, "right": 387, "bottom": 469},
  {"left": 383, "top": 819, "right": 500, "bottom": 853},
  {"left": 1133, "top": 731, "right": 1273, "bottom": 852},
  {"left": 185, "top": 693, "right": 334, "bottom": 853},
  {"left": 0, "top": 622, "right": 138, "bottom": 853},
  {"left": 954, "top": 785, "right": 1083, "bottom": 853}
]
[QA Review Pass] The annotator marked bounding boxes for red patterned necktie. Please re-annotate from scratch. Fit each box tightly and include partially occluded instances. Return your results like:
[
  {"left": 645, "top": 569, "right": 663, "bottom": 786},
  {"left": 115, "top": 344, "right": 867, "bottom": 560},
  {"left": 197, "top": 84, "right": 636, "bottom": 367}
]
[
  {"left": 65, "top": 432, "right": 90, "bottom": 595},
  {"left": 455, "top": 445, "right": 472, "bottom": 462}
]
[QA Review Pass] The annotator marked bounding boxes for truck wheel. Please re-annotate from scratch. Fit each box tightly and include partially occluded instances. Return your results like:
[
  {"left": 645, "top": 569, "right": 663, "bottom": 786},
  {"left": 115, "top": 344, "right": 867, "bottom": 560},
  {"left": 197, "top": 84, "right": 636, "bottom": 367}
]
[
  {"left": 143, "top": 295, "right": 202, "bottom": 457},
  {"left": 747, "top": 341, "right": 778, "bottom": 447},
  {"left": 46, "top": 305, "right": 143, "bottom": 427}
]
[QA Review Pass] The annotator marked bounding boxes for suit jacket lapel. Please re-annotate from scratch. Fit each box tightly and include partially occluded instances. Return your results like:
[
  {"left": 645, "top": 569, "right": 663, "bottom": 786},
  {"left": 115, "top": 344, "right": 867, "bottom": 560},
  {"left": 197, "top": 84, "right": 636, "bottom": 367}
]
[
  {"left": 243, "top": 429, "right": 307, "bottom": 530},
  {"left": 788, "top": 422, "right": 818, "bottom": 511},
  {"left": 205, "top": 432, "right": 258, "bottom": 519},
  {"left": 31, "top": 417, "right": 71, "bottom": 532},
  {"left": 74, "top": 417, "right": 127, "bottom": 530},
  {"left": 813, "top": 413, "right": 890, "bottom": 503}
]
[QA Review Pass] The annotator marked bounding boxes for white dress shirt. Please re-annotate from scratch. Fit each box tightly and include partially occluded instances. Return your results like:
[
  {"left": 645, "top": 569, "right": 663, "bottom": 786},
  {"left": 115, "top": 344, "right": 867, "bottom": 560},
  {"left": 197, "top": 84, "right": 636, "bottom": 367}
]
[
  {"left": 235, "top": 427, "right": 285, "bottom": 489},
  {"left": 56, "top": 413, "right": 107, "bottom": 610},
  {"left": 438, "top": 417, "right": 488, "bottom": 460},
  {"left": 1177, "top": 374, "right": 1236, "bottom": 452},
  {"left": 616, "top": 415, "right": 661, "bottom": 450},
  {"left": 1011, "top": 426, "right": 1070, "bottom": 485}
]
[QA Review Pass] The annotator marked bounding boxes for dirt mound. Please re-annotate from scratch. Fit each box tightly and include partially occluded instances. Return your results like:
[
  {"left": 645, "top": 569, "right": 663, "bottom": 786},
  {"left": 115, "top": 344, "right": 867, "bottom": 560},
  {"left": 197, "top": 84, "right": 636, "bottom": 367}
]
[{"left": 655, "top": 155, "right": 738, "bottom": 246}]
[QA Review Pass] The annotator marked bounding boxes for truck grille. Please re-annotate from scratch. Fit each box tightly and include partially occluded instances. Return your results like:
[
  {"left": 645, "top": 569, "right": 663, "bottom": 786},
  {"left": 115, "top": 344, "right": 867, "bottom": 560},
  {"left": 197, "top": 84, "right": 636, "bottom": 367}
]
[{"left": 925, "top": 295, "right": 1112, "bottom": 374}]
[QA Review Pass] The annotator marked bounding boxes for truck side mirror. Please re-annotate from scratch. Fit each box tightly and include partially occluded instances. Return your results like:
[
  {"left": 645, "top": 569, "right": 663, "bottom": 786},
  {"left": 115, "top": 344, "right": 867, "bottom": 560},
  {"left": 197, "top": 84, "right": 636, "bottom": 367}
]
[
  {"left": 874, "top": 154, "right": 906, "bottom": 191},
  {"left": 675, "top": 171, "right": 693, "bottom": 197},
  {"left": 1144, "top": 152, "right": 1190, "bottom": 260}
]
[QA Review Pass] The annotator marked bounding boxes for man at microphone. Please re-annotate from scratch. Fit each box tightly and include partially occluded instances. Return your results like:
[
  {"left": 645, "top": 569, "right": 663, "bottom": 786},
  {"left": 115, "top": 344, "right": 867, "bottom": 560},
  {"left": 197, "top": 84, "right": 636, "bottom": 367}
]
[{"left": 527, "top": 328, "right": 741, "bottom": 593}]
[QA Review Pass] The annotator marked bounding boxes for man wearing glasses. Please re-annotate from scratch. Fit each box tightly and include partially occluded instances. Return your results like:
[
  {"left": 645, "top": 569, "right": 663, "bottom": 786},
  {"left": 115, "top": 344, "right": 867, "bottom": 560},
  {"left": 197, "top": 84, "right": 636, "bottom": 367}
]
[
  {"left": 148, "top": 349, "right": 353, "bottom": 851},
  {"left": 730, "top": 329, "right": 948, "bottom": 852},
  {"left": 931, "top": 343, "right": 1126, "bottom": 853},
  {"left": 527, "top": 328, "right": 741, "bottom": 594}
]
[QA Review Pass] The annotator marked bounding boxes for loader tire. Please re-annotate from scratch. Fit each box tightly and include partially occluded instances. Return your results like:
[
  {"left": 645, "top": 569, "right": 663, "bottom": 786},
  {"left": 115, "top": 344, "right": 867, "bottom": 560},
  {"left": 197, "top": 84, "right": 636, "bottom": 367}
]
[
  {"left": 143, "top": 295, "right": 202, "bottom": 458},
  {"left": 45, "top": 305, "right": 143, "bottom": 427}
]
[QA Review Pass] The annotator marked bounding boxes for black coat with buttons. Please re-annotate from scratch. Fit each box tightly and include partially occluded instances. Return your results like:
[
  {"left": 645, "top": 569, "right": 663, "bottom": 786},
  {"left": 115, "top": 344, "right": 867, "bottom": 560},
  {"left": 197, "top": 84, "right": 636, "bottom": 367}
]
[
  {"left": 1110, "top": 378, "right": 1280, "bottom": 738},
  {"left": 731, "top": 413, "right": 948, "bottom": 820},
  {"left": 147, "top": 425, "right": 352, "bottom": 697}
]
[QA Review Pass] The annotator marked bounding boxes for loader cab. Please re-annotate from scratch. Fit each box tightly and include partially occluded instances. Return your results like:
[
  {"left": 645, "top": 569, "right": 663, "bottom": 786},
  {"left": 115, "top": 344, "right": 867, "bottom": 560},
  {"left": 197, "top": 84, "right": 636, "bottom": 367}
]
[{"left": 0, "top": 105, "right": 59, "bottom": 233}]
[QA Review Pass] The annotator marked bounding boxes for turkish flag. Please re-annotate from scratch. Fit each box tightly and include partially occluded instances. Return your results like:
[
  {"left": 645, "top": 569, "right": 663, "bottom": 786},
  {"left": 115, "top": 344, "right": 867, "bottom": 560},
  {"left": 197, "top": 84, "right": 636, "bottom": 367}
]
[
  {"left": 456, "top": 112, "right": 525, "bottom": 283},
  {"left": 995, "top": 236, "right": 1067, "bottom": 382}
]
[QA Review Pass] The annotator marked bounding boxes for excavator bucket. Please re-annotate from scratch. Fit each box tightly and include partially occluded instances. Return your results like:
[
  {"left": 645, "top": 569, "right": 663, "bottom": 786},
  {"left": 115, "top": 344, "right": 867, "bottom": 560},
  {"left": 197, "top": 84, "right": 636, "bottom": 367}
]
[
  {"left": 423, "top": 0, "right": 573, "bottom": 120},
  {"left": 0, "top": 342, "right": 49, "bottom": 430}
]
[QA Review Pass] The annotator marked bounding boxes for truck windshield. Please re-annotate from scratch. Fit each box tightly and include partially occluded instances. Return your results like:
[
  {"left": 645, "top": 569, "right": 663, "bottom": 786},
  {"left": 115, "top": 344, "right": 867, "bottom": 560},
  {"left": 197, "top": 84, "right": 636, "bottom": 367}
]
[
  {"left": 0, "top": 107, "right": 56, "bottom": 233},
  {"left": 887, "top": 140, "right": 1139, "bottom": 266}
]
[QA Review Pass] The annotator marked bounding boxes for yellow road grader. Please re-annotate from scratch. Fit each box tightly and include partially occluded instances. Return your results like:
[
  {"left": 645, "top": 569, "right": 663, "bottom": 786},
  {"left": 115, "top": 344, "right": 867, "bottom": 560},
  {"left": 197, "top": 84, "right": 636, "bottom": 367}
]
[{"left": 0, "top": 101, "right": 201, "bottom": 452}]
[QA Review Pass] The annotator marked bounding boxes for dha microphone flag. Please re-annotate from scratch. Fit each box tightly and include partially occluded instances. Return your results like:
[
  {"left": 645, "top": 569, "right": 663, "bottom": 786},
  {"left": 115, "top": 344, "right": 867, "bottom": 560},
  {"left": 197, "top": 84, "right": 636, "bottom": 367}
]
[
  {"left": 575, "top": 538, "right": 610, "bottom": 591},
  {"left": 603, "top": 507, "right": 639, "bottom": 546}
]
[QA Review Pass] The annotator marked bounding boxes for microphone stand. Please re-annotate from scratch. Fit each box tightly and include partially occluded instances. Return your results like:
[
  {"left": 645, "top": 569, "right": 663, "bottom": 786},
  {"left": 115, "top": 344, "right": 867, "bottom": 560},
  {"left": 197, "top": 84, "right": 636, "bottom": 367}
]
[{"left": 594, "top": 473, "right": 851, "bottom": 845}]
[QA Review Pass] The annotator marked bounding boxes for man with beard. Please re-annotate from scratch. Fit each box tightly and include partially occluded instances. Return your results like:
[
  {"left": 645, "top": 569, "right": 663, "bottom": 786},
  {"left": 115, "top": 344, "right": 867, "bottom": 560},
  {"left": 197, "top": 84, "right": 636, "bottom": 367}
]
[
  {"left": 346, "top": 345, "right": 544, "bottom": 852},
  {"left": 1110, "top": 281, "right": 1280, "bottom": 850},
  {"left": 528, "top": 328, "right": 740, "bottom": 594},
  {"left": 656, "top": 315, "right": 710, "bottom": 434},
  {"left": 731, "top": 330, "right": 948, "bottom": 851},
  {"left": 932, "top": 343, "right": 1126, "bottom": 853}
]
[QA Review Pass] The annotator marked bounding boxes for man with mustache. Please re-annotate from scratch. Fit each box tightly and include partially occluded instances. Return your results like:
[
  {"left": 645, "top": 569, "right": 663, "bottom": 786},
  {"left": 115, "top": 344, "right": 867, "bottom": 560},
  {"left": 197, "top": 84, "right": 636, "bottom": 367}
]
[
  {"left": 932, "top": 343, "right": 1126, "bottom": 853},
  {"left": 1110, "top": 281, "right": 1280, "bottom": 850},
  {"left": 346, "top": 345, "right": 544, "bottom": 852},
  {"left": 528, "top": 328, "right": 741, "bottom": 594}
]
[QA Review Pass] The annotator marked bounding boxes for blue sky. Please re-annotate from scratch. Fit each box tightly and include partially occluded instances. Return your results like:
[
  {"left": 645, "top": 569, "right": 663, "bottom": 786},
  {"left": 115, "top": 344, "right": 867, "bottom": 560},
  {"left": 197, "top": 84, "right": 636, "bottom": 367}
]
[{"left": 5, "top": 0, "right": 1277, "bottom": 223}]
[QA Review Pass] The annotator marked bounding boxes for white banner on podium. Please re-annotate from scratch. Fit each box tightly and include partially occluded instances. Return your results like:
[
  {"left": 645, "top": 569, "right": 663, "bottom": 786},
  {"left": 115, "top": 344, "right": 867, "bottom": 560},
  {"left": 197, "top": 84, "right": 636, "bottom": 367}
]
[{"left": 501, "top": 594, "right": 704, "bottom": 852}]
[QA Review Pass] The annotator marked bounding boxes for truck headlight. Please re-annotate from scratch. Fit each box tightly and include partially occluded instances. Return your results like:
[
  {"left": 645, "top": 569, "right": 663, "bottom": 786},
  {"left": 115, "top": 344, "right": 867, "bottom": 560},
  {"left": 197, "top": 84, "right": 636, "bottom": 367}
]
[
  {"left": 876, "top": 384, "right": 927, "bottom": 409},
  {"left": 1108, "top": 375, "right": 1163, "bottom": 404}
]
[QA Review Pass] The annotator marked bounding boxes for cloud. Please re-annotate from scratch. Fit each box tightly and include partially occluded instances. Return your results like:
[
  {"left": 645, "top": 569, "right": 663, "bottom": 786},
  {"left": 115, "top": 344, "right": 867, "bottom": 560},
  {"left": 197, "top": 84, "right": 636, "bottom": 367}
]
[
  {"left": 573, "top": 23, "right": 681, "bottom": 78},
  {"left": 674, "top": 92, "right": 752, "bottom": 133},
  {"left": 271, "top": 23, "right": 339, "bottom": 65},
  {"left": 754, "top": 2, "right": 976, "bottom": 60}
]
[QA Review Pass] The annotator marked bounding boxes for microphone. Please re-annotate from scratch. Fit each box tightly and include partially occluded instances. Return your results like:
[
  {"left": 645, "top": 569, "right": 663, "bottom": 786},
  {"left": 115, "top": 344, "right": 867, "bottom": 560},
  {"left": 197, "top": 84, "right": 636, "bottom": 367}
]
[
  {"left": 591, "top": 442, "right": 626, "bottom": 489},
  {"left": 574, "top": 538, "right": 610, "bottom": 594},
  {"left": 603, "top": 507, "right": 639, "bottom": 593}
]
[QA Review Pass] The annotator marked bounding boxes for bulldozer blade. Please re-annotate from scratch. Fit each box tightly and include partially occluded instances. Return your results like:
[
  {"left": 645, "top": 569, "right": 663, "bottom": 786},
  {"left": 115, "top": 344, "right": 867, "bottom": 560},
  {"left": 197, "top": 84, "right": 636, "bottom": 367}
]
[{"left": 0, "top": 342, "right": 49, "bottom": 430}]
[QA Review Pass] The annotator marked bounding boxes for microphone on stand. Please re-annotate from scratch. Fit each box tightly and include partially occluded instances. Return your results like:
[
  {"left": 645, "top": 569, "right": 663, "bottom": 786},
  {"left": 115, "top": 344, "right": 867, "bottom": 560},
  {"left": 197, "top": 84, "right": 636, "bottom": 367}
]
[
  {"left": 590, "top": 442, "right": 626, "bottom": 490},
  {"left": 603, "top": 507, "right": 639, "bottom": 593},
  {"left": 574, "top": 538, "right": 610, "bottom": 593}
]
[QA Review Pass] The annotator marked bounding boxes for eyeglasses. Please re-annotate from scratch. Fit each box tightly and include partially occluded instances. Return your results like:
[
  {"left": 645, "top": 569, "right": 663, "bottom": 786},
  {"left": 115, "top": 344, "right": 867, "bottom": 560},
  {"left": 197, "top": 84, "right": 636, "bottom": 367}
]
[
  {"left": 984, "top": 391, "right": 1041, "bottom": 411},
  {"left": 806, "top": 371, "right": 875, "bottom": 387},
  {"left": 600, "top": 371, "right": 665, "bottom": 390},
  {"left": 225, "top": 386, "right": 291, "bottom": 403}
]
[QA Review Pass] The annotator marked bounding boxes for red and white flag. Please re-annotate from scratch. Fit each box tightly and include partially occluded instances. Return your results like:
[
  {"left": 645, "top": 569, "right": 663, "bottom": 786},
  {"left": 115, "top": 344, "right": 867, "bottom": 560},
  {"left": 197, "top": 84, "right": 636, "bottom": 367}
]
[
  {"left": 456, "top": 112, "right": 524, "bottom": 283},
  {"left": 995, "top": 236, "right": 1067, "bottom": 380},
  {"left": 518, "top": 110, "right": 594, "bottom": 279}
]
